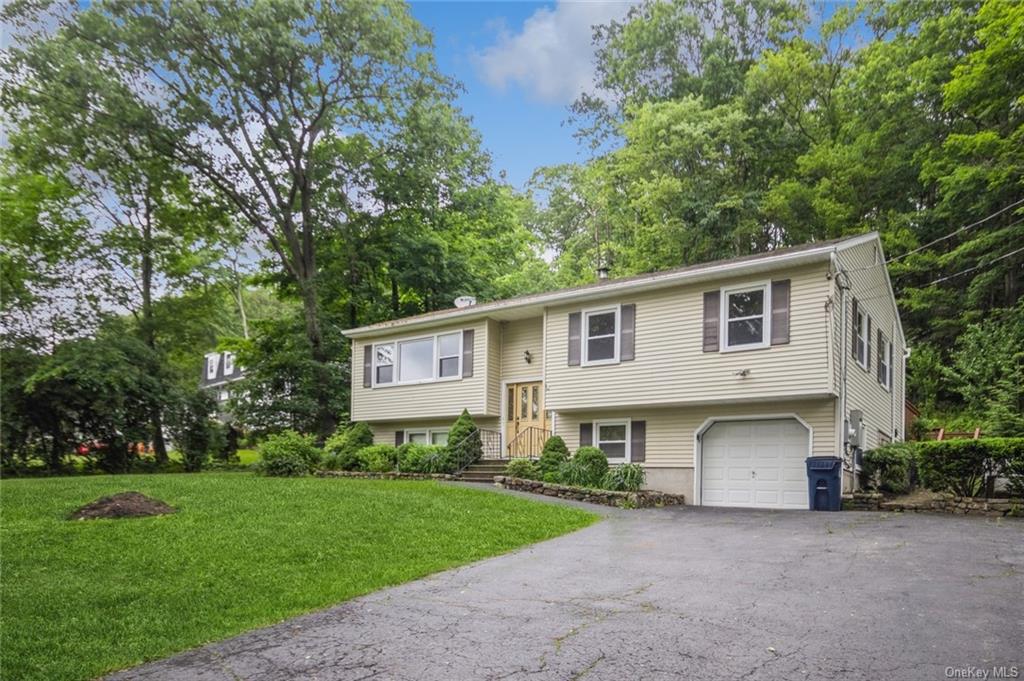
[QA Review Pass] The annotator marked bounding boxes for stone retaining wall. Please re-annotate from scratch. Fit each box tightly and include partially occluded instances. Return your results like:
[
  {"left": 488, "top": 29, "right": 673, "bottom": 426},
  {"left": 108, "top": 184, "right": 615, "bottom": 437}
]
[
  {"left": 880, "top": 495, "right": 1021, "bottom": 518},
  {"left": 316, "top": 470, "right": 457, "bottom": 481},
  {"left": 842, "top": 492, "right": 883, "bottom": 511},
  {"left": 494, "top": 476, "right": 686, "bottom": 509}
]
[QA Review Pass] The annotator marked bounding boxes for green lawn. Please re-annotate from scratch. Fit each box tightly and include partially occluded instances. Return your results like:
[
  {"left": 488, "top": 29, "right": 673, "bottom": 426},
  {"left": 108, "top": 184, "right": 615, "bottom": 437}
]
[{"left": 1, "top": 474, "right": 596, "bottom": 680}]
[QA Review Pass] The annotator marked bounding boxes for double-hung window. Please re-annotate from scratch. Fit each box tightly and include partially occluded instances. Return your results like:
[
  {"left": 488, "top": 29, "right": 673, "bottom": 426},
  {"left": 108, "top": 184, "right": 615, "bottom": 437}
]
[
  {"left": 583, "top": 307, "right": 619, "bottom": 364},
  {"left": 855, "top": 309, "right": 869, "bottom": 369},
  {"left": 595, "top": 420, "right": 630, "bottom": 462},
  {"left": 373, "top": 332, "right": 462, "bottom": 386},
  {"left": 722, "top": 284, "right": 769, "bottom": 350},
  {"left": 437, "top": 332, "right": 461, "bottom": 378},
  {"left": 405, "top": 428, "right": 449, "bottom": 445},
  {"left": 223, "top": 352, "right": 235, "bottom": 375},
  {"left": 880, "top": 337, "right": 892, "bottom": 390}
]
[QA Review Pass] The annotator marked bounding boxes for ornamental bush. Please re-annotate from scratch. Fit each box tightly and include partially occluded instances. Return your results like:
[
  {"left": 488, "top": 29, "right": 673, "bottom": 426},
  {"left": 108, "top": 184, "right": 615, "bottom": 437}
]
[
  {"left": 447, "top": 409, "right": 482, "bottom": 469},
  {"left": 862, "top": 443, "right": 917, "bottom": 494},
  {"left": 257, "top": 430, "right": 321, "bottom": 477},
  {"left": 915, "top": 438, "right": 1024, "bottom": 497},
  {"left": 397, "top": 443, "right": 450, "bottom": 473},
  {"left": 602, "top": 463, "right": 646, "bottom": 492},
  {"left": 537, "top": 436, "right": 570, "bottom": 475},
  {"left": 505, "top": 458, "right": 541, "bottom": 480},
  {"left": 560, "top": 446, "right": 609, "bottom": 488},
  {"left": 355, "top": 444, "right": 398, "bottom": 473},
  {"left": 323, "top": 422, "right": 373, "bottom": 471}
]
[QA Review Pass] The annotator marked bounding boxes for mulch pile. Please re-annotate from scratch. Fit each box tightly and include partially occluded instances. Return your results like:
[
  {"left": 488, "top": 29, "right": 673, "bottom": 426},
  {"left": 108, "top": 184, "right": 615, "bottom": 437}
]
[{"left": 68, "top": 491, "right": 177, "bottom": 520}]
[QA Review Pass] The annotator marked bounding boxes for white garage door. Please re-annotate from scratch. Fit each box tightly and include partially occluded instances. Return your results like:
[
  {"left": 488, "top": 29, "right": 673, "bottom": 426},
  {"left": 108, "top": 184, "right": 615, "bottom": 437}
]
[{"left": 701, "top": 419, "right": 810, "bottom": 509}]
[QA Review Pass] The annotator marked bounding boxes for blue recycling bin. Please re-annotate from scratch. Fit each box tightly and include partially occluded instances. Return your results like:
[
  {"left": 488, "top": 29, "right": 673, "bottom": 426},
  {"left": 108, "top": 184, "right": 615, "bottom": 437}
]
[{"left": 805, "top": 457, "right": 842, "bottom": 511}]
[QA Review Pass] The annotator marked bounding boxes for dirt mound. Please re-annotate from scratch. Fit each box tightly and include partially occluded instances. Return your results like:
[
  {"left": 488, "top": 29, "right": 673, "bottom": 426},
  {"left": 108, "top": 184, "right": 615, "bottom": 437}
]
[{"left": 69, "top": 491, "right": 177, "bottom": 520}]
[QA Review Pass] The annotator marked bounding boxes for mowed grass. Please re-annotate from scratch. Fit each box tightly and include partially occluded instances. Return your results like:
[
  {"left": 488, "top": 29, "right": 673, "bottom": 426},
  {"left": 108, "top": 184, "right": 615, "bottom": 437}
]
[{"left": 1, "top": 474, "right": 597, "bottom": 680}]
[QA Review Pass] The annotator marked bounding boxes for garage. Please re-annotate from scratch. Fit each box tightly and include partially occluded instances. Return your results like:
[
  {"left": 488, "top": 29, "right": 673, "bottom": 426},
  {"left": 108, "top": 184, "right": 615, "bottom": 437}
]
[{"left": 699, "top": 418, "right": 810, "bottom": 509}]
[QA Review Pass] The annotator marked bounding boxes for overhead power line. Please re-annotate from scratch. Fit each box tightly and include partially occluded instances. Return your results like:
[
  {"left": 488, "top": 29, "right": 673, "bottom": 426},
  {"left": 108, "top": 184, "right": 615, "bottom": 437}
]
[
  {"left": 887, "top": 198, "right": 1024, "bottom": 263},
  {"left": 918, "top": 245, "right": 1024, "bottom": 288}
]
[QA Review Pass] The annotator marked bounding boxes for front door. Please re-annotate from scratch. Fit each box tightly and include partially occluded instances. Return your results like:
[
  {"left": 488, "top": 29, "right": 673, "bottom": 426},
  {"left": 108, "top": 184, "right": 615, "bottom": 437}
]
[{"left": 506, "top": 381, "right": 545, "bottom": 457}]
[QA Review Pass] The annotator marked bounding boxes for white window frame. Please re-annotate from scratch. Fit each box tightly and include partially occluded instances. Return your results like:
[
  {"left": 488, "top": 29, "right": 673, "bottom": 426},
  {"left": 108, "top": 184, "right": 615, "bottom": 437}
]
[
  {"left": 404, "top": 428, "right": 449, "bottom": 445},
  {"left": 223, "top": 352, "right": 235, "bottom": 376},
  {"left": 856, "top": 309, "right": 869, "bottom": 369},
  {"left": 582, "top": 305, "right": 621, "bottom": 366},
  {"left": 205, "top": 353, "right": 219, "bottom": 380},
  {"left": 720, "top": 282, "right": 771, "bottom": 352},
  {"left": 880, "top": 337, "right": 892, "bottom": 390},
  {"left": 372, "top": 331, "right": 463, "bottom": 388},
  {"left": 594, "top": 418, "right": 631, "bottom": 463}
]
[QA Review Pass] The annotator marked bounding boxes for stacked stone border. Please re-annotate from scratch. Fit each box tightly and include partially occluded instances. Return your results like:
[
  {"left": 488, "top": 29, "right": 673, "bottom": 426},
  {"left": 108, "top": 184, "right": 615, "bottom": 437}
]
[
  {"left": 494, "top": 476, "right": 686, "bottom": 508},
  {"left": 317, "top": 470, "right": 457, "bottom": 481},
  {"left": 844, "top": 492, "right": 1022, "bottom": 517}
]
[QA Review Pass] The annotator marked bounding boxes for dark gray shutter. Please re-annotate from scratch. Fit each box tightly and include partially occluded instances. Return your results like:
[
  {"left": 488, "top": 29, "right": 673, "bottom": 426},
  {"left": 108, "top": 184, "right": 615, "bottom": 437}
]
[
  {"left": 702, "top": 291, "right": 720, "bottom": 352},
  {"left": 395, "top": 431, "right": 404, "bottom": 446},
  {"left": 631, "top": 420, "right": 646, "bottom": 463},
  {"left": 851, "top": 298, "right": 859, "bottom": 359},
  {"left": 462, "top": 329, "right": 474, "bottom": 378},
  {"left": 770, "top": 279, "right": 790, "bottom": 345},
  {"left": 876, "top": 330, "right": 884, "bottom": 383},
  {"left": 568, "top": 312, "right": 582, "bottom": 366},
  {"left": 362, "top": 345, "right": 372, "bottom": 388},
  {"left": 865, "top": 316, "right": 872, "bottom": 371},
  {"left": 579, "top": 422, "right": 593, "bottom": 447},
  {"left": 620, "top": 304, "right": 636, "bottom": 361}
]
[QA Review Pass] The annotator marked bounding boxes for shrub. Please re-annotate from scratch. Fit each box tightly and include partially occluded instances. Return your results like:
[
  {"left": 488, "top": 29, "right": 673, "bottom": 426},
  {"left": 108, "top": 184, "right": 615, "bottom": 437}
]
[
  {"left": 1005, "top": 448, "right": 1024, "bottom": 498},
  {"left": 601, "top": 463, "right": 646, "bottom": 492},
  {"left": 323, "top": 422, "right": 374, "bottom": 471},
  {"left": 862, "top": 443, "right": 917, "bottom": 494},
  {"left": 446, "top": 409, "right": 482, "bottom": 469},
  {"left": 257, "top": 430, "right": 321, "bottom": 477},
  {"left": 542, "top": 471, "right": 561, "bottom": 484},
  {"left": 356, "top": 444, "right": 398, "bottom": 473},
  {"left": 558, "top": 447, "right": 609, "bottom": 488},
  {"left": 915, "top": 438, "right": 1024, "bottom": 497},
  {"left": 397, "top": 443, "right": 449, "bottom": 473},
  {"left": 537, "top": 436, "right": 570, "bottom": 475},
  {"left": 505, "top": 458, "right": 541, "bottom": 480},
  {"left": 165, "top": 389, "right": 220, "bottom": 472}
]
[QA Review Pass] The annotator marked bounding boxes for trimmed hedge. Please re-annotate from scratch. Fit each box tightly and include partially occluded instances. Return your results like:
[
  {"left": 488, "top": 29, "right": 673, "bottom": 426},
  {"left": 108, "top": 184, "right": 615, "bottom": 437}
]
[
  {"left": 862, "top": 443, "right": 916, "bottom": 494},
  {"left": 916, "top": 438, "right": 1023, "bottom": 497}
]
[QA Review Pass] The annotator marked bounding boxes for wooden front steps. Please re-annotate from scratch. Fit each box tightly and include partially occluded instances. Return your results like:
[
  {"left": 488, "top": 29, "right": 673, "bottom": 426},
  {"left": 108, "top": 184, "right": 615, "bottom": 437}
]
[{"left": 458, "top": 459, "right": 509, "bottom": 483}]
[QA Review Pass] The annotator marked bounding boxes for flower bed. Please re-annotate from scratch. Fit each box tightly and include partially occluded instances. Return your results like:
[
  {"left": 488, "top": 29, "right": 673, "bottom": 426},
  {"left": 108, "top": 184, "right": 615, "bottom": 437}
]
[{"left": 494, "top": 476, "right": 685, "bottom": 508}]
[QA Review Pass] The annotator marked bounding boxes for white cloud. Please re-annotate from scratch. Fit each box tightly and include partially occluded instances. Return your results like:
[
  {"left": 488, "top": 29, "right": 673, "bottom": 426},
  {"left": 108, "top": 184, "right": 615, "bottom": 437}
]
[{"left": 472, "top": 1, "right": 635, "bottom": 105}]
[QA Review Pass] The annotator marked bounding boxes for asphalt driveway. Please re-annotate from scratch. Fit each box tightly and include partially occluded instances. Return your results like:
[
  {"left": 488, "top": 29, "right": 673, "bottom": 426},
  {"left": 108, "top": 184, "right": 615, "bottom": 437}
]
[{"left": 111, "top": 497, "right": 1023, "bottom": 681}]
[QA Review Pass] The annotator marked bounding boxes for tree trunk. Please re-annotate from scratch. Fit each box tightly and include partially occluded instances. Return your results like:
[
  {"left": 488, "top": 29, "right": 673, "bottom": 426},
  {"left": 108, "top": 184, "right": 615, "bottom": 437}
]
[
  {"left": 140, "top": 202, "right": 169, "bottom": 464},
  {"left": 391, "top": 276, "right": 400, "bottom": 315},
  {"left": 298, "top": 276, "right": 337, "bottom": 443}
]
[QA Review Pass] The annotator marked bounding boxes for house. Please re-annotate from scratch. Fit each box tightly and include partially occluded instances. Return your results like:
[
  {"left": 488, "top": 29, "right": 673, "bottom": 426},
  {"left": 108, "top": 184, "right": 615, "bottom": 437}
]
[
  {"left": 342, "top": 233, "right": 906, "bottom": 509},
  {"left": 200, "top": 350, "right": 245, "bottom": 418}
]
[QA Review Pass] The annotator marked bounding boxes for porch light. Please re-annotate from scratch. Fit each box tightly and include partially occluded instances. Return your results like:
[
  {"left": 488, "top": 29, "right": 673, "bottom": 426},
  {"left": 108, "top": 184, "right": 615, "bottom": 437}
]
[{"left": 523, "top": 350, "right": 533, "bottom": 364}]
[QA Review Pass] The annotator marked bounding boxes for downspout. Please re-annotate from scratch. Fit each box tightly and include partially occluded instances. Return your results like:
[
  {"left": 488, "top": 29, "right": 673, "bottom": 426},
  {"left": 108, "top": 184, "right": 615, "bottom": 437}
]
[{"left": 831, "top": 251, "right": 853, "bottom": 490}]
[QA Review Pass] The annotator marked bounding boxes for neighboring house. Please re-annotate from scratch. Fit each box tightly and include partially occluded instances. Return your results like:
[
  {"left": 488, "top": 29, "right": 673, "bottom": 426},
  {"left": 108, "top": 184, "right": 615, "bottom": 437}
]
[
  {"left": 343, "top": 233, "right": 906, "bottom": 509},
  {"left": 200, "top": 350, "right": 245, "bottom": 419}
]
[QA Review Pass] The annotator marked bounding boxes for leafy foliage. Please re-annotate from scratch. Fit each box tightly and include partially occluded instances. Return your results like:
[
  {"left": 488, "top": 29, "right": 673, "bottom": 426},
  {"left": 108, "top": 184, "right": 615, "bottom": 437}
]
[
  {"left": 601, "top": 464, "right": 647, "bottom": 493},
  {"left": 165, "top": 390, "right": 220, "bottom": 472},
  {"left": 446, "top": 409, "right": 482, "bottom": 469},
  {"left": 862, "top": 444, "right": 917, "bottom": 495},
  {"left": 504, "top": 458, "right": 541, "bottom": 480},
  {"left": 396, "top": 443, "right": 451, "bottom": 474},
  {"left": 537, "top": 436, "right": 570, "bottom": 475},
  {"left": 560, "top": 447, "right": 610, "bottom": 489},
  {"left": 915, "top": 438, "right": 1024, "bottom": 497},
  {"left": 256, "top": 431, "right": 321, "bottom": 477},
  {"left": 323, "top": 422, "right": 375, "bottom": 471},
  {"left": 354, "top": 445, "right": 399, "bottom": 473}
]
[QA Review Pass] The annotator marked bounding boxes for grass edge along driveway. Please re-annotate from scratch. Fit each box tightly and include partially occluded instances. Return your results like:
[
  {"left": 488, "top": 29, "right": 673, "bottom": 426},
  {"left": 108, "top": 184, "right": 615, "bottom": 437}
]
[{"left": 1, "top": 474, "right": 597, "bottom": 681}]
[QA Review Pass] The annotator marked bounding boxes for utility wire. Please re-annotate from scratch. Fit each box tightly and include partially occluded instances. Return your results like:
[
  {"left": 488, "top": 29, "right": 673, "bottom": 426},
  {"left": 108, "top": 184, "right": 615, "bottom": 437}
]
[{"left": 918, "top": 245, "right": 1024, "bottom": 288}]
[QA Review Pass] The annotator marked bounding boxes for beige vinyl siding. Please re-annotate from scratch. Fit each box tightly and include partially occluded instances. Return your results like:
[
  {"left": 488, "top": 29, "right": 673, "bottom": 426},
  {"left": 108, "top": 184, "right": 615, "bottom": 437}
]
[
  {"left": 370, "top": 418, "right": 500, "bottom": 446},
  {"left": 500, "top": 317, "right": 544, "bottom": 383},
  {"left": 834, "top": 240, "right": 906, "bottom": 450},
  {"left": 485, "top": 319, "right": 501, "bottom": 416},
  {"left": 350, "top": 320, "right": 492, "bottom": 422},
  {"left": 554, "top": 398, "right": 836, "bottom": 468},
  {"left": 544, "top": 263, "right": 834, "bottom": 411}
]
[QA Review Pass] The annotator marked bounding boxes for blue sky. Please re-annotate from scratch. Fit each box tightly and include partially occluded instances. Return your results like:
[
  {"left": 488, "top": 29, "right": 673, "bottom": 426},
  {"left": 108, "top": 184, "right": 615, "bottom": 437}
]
[{"left": 409, "top": 1, "right": 636, "bottom": 189}]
